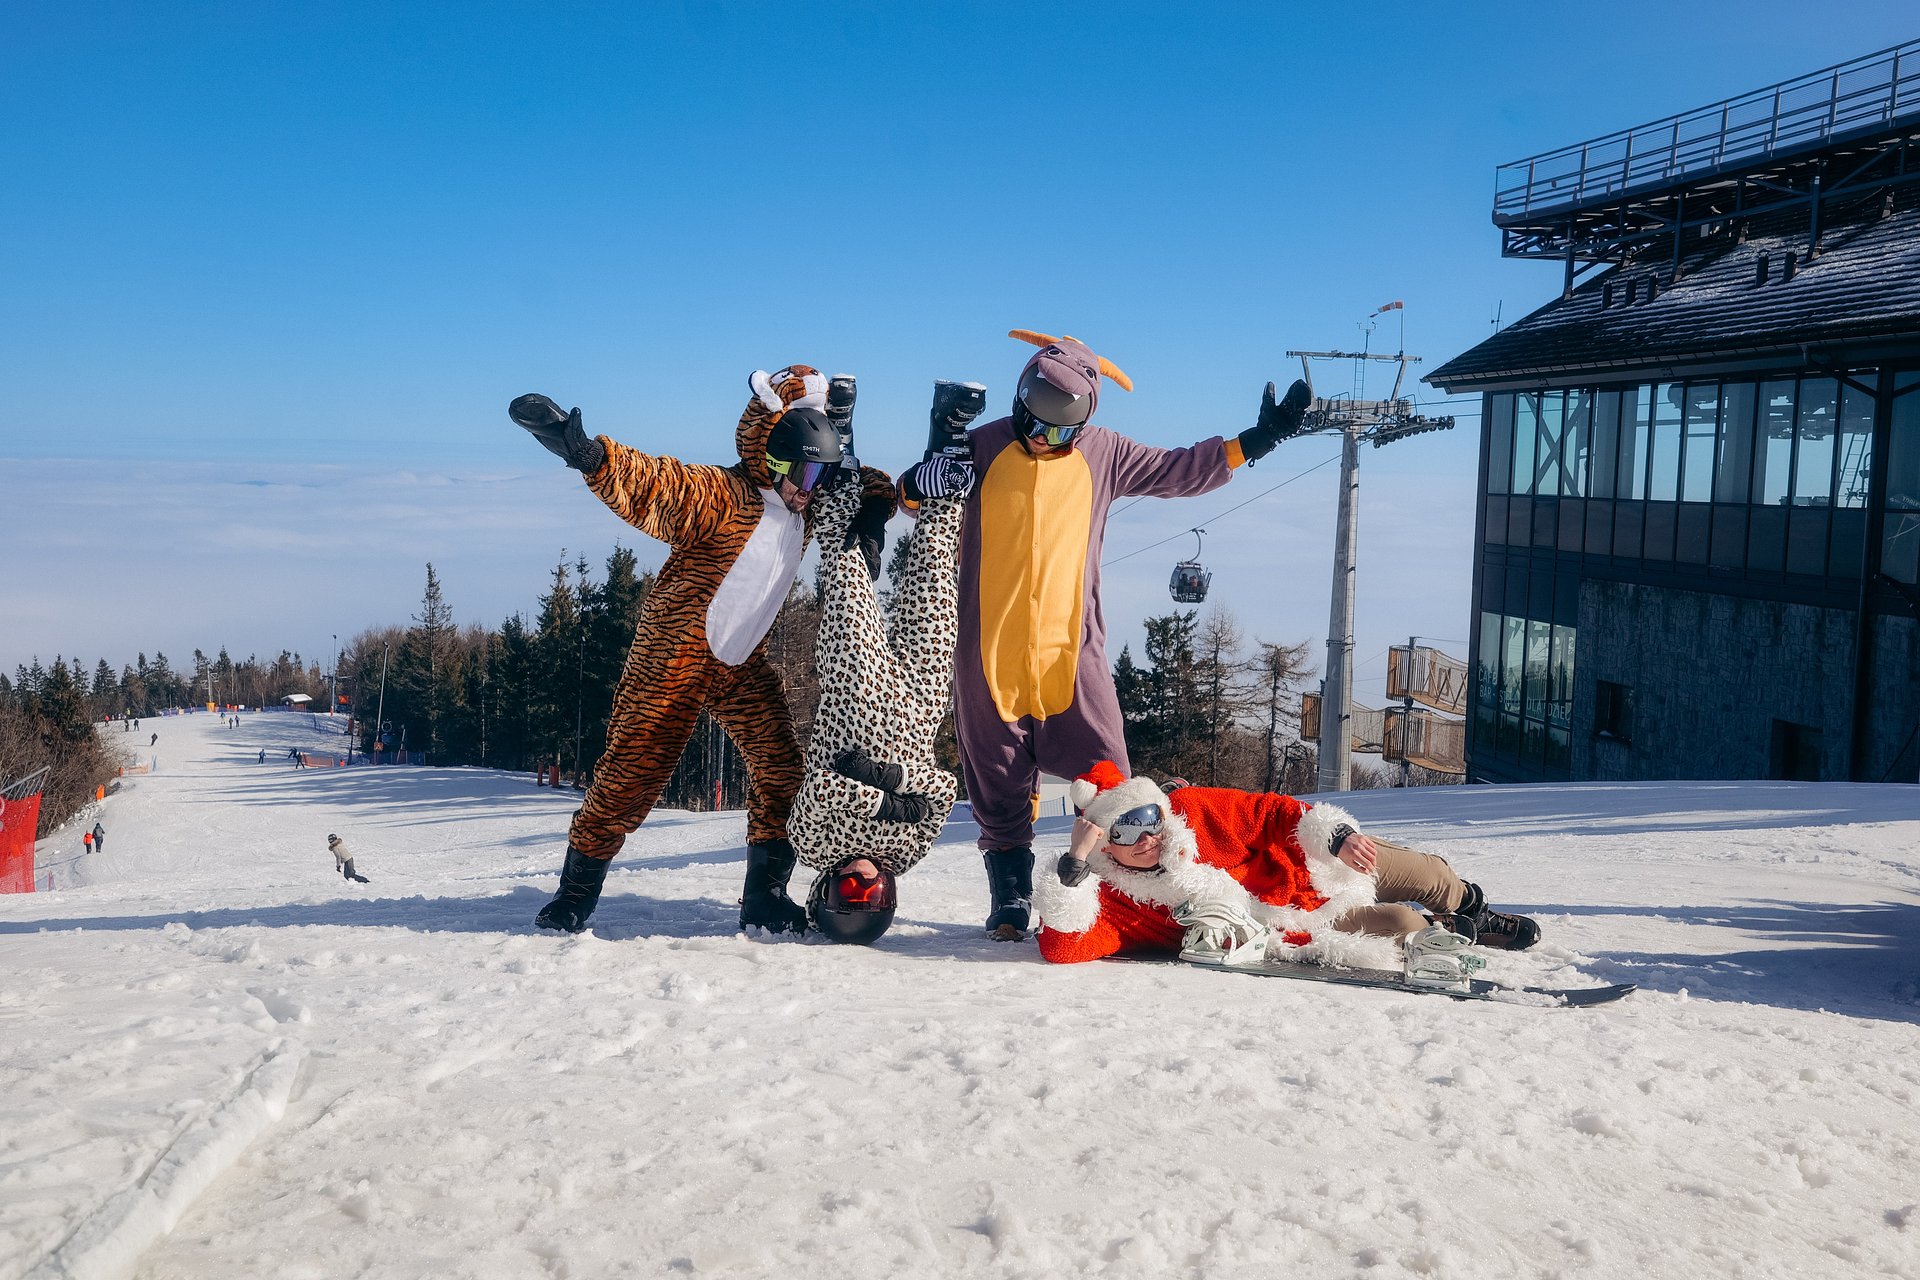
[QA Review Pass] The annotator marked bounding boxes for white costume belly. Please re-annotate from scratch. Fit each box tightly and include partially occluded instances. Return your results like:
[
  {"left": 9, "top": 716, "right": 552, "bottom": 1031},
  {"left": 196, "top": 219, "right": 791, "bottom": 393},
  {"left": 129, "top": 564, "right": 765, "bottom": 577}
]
[{"left": 705, "top": 489, "right": 805, "bottom": 665}]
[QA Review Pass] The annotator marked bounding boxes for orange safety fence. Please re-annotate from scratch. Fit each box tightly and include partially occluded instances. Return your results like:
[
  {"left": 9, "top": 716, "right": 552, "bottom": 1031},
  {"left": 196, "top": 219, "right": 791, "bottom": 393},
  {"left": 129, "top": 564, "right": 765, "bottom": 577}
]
[{"left": 0, "top": 792, "right": 42, "bottom": 894}]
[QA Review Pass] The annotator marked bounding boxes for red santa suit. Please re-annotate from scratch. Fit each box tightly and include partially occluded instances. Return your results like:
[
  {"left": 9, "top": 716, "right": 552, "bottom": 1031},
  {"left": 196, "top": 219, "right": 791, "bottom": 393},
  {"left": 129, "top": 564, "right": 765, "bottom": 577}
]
[{"left": 1034, "top": 763, "right": 1379, "bottom": 965}]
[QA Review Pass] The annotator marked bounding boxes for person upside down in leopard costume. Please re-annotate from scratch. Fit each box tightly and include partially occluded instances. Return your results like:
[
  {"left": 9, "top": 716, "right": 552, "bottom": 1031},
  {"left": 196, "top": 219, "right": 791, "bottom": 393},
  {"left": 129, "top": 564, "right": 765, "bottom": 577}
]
[{"left": 786, "top": 381, "right": 989, "bottom": 944}]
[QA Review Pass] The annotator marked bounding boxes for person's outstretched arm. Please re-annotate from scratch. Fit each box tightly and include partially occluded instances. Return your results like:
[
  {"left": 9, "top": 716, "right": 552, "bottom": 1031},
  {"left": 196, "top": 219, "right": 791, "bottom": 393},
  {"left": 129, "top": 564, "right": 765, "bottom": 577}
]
[{"left": 509, "top": 393, "right": 732, "bottom": 548}]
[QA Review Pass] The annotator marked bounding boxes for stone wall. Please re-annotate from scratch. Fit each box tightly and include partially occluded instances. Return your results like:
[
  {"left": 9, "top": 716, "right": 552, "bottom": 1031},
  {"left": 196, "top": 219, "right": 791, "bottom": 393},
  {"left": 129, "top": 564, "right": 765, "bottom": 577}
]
[{"left": 1570, "top": 579, "right": 1916, "bottom": 781}]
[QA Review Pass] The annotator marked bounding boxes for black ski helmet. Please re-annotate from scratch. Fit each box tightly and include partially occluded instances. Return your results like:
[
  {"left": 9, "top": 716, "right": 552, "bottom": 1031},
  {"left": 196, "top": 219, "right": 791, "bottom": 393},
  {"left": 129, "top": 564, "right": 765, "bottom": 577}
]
[
  {"left": 764, "top": 406, "right": 847, "bottom": 492},
  {"left": 1012, "top": 363, "right": 1094, "bottom": 447},
  {"left": 806, "top": 862, "right": 897, "bottom": 945}
]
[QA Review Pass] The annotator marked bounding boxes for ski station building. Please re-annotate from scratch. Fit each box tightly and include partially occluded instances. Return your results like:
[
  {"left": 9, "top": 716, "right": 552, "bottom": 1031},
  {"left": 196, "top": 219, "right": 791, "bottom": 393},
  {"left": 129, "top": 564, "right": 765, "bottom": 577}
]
[{"left": 1428, "top": 40, "right": 1920, "bottom": 785}]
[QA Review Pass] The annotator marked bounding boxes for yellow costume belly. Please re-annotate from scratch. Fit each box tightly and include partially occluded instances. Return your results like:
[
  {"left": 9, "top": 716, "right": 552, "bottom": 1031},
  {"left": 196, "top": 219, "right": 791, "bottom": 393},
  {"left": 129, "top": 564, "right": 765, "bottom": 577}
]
[{"left": 976, "top": 447, "right": 1094, "bottom": 721}]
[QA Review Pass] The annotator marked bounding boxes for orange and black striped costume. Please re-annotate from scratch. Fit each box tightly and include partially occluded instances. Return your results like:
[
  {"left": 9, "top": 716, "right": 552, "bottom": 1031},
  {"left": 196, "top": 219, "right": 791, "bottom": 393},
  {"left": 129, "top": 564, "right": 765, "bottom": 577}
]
[{"left": 567, "top": 366, "right": 894, "bottom": 862}]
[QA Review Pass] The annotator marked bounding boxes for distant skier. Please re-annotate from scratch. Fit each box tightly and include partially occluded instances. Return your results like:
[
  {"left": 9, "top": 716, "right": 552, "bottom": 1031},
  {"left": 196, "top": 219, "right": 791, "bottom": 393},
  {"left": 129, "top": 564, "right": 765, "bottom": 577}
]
[
  {"left": 149, "top": 733, "right": 157, "bottom": 747},
  {"left": 258, "top": 748, "right": 267, "bottom": 764},
  {"left": 328, "top": 834, "right": 371, "bottom": 883},
  {"left": 82, "top": 830, "right": 94, "bottom": 856},
  {"left": 91, "top": 821, "right": 105, "bottom": 853},
  {"left": 1034, "top": 762, "right": 1540, "bottom": 967},
  {"left": 287, "top": 747, "right": 305, "bottom": 769}
]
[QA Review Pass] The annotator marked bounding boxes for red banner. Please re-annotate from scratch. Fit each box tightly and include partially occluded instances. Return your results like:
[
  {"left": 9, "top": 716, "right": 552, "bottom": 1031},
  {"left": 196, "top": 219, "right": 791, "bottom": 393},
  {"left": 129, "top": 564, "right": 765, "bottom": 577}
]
[{"left": 0, "top": 792, "right": 41, "bottom": 894}]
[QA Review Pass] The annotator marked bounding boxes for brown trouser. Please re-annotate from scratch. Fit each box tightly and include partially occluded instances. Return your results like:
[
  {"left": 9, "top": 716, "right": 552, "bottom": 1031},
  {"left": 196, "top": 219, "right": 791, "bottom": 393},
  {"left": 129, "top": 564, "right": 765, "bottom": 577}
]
[{"left": 1332, "top": 839, "right": 1468, "bottom": 938}]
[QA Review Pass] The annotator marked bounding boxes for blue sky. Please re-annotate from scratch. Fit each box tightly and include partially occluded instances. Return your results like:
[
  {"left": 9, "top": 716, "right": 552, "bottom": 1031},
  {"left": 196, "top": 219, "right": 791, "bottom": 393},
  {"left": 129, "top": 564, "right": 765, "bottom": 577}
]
[{"left": 4, "top": 4, "right": 1911, "bottom": 697}]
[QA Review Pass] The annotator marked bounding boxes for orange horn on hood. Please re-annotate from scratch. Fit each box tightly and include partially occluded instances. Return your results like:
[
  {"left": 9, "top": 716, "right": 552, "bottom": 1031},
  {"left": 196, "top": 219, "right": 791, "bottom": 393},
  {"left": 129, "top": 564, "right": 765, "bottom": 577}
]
[{"left": 1008, "top": 328, "right": 1135, "bottom": 392}]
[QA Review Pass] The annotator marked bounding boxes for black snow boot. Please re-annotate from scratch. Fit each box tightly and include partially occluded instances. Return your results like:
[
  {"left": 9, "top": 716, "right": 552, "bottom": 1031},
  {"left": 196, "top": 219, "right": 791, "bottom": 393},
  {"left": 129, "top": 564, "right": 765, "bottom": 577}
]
[
  {"left": 740, "top": 839, "right": 810, "bottom": 934},
  {"left": 1451, "top": 881, "right": 1540, "bottom": 951},
  {"left": 535, "top": 846, "right": 611, "bottom": 933},
  {"left": 983, "top": 845, "right": 1034, "bottom": 940},
  {"left": 927, "top": 379, "right": 987, "bottom": 460}
]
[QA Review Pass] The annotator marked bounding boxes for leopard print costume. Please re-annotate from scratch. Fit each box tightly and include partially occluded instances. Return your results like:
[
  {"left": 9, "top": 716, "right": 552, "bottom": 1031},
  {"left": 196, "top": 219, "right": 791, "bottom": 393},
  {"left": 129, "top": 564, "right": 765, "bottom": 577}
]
[{"left": 787, "top": 473, "right": 966, "bottom": 875}]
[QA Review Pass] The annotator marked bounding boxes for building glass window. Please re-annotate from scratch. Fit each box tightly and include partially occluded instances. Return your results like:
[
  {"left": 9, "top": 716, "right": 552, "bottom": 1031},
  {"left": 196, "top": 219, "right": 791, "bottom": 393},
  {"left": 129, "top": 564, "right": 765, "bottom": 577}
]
[
  {"left": 1793, "top": 377, "right": 1838, "bottom": 505},
  {"left": 1486, "top": 393, "right": 1514, "bottom": 496},
  {"left": 1757, "top": 380, "right": 1796, "bottom": 505},
  {"left": 1548, "top": 625, "right": 1575, "bottom": 729},
  {"left": 1885, "top": 372, "right": 1920, "bottom": 586},
  {"left": 1594, "top": 681, "right": 1634, "bottom": 742},
  {"left": 1591, "top": 389, "right": 1621, "bottom": 498},
  {"left": 1501, "top": 615, "right": 1525, "bottom": 714},
  {"left": 1835, "top": 383, "right": 1873, "bottom": 508},
  {"left": 1538, "top": 391, "right": 1566, "bottom": 497},
  {"left": 1681, "top": 383, "right": 1719, "bottom": 502},
  {"left": 1648, "top": 382, "right": 1683, "bottom": 500},
  {"left": 1714, "top": 381, "right": 1757, "bottom": 504},
  {"left": 1620, "top": 385, "right": 1651, "bottom": 500},
  {"left": 1512, "top": 392, "right": 1540, "bottom": 495},
  {"left": 1562, "top": 390, "right": 1593, "bottom": 497},
  {"left": 1522, "top": 619, "right": 1551, "bottom": 721}
]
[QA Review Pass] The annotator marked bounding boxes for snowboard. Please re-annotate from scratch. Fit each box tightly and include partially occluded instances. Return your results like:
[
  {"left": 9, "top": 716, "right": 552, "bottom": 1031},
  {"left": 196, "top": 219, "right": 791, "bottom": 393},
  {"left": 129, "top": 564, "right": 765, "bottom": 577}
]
[{"left": 1126, "top": 955, "right": 1636, "bottom": 1007}]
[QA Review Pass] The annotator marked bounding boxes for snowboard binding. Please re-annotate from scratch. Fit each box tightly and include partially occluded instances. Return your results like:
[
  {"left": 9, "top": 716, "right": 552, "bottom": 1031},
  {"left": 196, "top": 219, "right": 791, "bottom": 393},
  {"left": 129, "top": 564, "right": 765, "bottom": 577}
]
[{"left": 1402, "top": 923, "right": 1487, "bottom": 991}]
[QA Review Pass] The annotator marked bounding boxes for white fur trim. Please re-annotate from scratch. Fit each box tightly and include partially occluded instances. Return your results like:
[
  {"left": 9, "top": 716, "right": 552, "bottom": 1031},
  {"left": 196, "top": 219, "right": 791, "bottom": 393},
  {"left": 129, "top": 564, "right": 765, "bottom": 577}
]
[
  {"left": 1293, "top": 801, "right": 1356, "bottom": 860},
  {"left": 789, "top": 371, "right": 829, "bottom": 411},
  {"left": 1068, "top": 777, "right": 1099, "bottom": 811},
  {"left": 748, "top": 369, "right": 784, "bottom": 414},
  {"left": 1033, "top": 869, "right": 1103, "bottom": 935},
  {"left": 1079, "top": 776, "right": 1170, "bottom": 832}
]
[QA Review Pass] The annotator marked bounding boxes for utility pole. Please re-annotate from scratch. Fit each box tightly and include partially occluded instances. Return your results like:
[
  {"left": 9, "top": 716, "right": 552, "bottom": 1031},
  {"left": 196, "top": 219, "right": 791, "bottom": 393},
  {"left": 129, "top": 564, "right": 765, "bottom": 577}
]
[
  {"left": 330, "top": 634, "right": 338, "bottom": 719},
  {"left": 1279, "top": 344, "right": 1454, "bottom": 793},
  {"left": 374, "top": 642, "right": 391, "bottom": 764}
]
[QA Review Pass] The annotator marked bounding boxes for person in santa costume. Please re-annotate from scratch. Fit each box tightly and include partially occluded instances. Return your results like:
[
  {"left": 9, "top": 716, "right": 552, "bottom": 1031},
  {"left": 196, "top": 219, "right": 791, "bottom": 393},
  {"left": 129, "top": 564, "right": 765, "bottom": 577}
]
[{"left": 1032, "top": 761, "right": 1540, "bottom": 965}]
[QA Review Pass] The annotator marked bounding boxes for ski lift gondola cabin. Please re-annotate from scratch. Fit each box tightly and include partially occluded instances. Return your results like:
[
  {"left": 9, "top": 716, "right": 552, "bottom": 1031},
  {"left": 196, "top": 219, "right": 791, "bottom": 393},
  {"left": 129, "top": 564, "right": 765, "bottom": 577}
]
[{"left": 1169, "top": 529, "right": 1211, "bottom": 603}]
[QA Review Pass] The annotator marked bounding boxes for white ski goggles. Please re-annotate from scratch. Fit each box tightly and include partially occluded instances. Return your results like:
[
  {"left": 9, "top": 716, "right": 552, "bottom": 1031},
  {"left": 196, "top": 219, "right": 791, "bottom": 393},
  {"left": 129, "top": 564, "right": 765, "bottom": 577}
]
[{"left": 1106, "top": 803, "right": 1165, "bottom": 846}]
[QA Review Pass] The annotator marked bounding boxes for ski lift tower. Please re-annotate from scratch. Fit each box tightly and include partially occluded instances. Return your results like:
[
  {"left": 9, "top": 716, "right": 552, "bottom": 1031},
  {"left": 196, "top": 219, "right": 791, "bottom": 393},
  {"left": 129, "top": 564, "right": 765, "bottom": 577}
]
[{"left": 1280, "top": 348, "right": 1455, "bottom": 792}]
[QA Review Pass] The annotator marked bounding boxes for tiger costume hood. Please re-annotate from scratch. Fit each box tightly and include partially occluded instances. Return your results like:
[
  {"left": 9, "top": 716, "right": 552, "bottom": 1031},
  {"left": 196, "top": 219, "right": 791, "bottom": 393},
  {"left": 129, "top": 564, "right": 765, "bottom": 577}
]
[{"left": 740, "top": 366, "right": 831, "bottom": 489}]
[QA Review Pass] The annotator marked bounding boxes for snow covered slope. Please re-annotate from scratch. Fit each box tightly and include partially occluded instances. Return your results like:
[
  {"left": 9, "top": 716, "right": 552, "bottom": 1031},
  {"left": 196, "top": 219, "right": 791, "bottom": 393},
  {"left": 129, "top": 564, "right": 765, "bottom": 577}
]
[{"left": 3, "top": 713, "right": 1916, "bottom": 1279}]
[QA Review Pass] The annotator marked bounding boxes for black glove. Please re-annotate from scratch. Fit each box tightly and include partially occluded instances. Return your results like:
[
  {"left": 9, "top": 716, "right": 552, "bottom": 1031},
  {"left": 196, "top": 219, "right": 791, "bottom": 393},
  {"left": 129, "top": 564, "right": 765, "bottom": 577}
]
[
  {"left": 509, "top": 393, "right": 606, "bottom": 474},
  {"left": 832, "top": 746, "right": 904, "bottom": 793},
  {"left": 845, "top": 491, "right": 889, "bottom": 580},
  {"left": 1236, "top": 379, "right": 1312, "bottom": 465},
  {"left": 875, "top": 790, "right": 933, "bottom": 824}
]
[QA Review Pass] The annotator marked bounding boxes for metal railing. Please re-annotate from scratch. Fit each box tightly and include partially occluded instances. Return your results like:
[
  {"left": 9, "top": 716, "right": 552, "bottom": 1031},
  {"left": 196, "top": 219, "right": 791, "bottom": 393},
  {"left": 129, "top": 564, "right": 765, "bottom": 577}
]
[{"left": 1495, "top": 39, "right": 1920, "bottom": 219}]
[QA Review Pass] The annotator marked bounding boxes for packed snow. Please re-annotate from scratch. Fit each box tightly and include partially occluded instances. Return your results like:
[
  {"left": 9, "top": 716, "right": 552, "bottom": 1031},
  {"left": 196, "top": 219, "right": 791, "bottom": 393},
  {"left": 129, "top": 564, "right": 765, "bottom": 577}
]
[{"left": 3, "top": 712, "right": 1917, "bottom": 1280}]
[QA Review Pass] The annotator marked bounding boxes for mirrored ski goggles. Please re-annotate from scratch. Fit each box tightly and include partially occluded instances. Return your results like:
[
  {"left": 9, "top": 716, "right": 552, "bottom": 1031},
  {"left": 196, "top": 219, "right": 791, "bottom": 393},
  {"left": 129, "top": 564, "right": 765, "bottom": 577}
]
[
  {"left": 1022, "top": 419, "right": 1081, "bottom": 448},
  {"left": 1106, "top": 803, "right": 1165, "bottom": 846},
  {"left": 831, "top": 870, "right": 897, "bottom": 911},
  {"left": 765, "top": 455, "right": 844, "bottom": 493}
]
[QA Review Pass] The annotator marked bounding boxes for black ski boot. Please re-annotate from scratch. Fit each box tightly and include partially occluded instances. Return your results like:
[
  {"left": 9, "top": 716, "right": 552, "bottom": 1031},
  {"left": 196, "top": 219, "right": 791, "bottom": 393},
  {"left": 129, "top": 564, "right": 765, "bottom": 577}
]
[
  {"left": 983, "top": 845, "right": 1034, "bottom": 940},
  {"left": 740, "top": 839, "right": 810, "bottom": 934},
  {"left": 535, "top": 846, "right": 611, "bottom": 933},
  {"left": 927, "top": 379, "right": 987, "bottom": 460},
  {"left": 1451, "top": 881, "right": 1540, "bottom": 951}
]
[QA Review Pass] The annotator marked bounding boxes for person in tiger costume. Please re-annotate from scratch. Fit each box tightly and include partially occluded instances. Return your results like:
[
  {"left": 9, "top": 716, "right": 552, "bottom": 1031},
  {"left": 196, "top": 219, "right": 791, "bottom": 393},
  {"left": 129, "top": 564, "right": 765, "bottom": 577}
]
[{"left": 508, "top": 366, "right": 895, "bottom": 935}]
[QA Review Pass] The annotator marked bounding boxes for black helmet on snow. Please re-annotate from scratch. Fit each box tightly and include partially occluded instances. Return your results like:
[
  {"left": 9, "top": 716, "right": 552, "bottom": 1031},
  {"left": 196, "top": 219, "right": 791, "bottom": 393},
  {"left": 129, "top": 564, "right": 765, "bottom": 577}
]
[
  {"left": 764, "top": 406, "right": 847, "bottom": 493},
  {"left": 806, "top": 861, "right": 898, "bottom": 945}
]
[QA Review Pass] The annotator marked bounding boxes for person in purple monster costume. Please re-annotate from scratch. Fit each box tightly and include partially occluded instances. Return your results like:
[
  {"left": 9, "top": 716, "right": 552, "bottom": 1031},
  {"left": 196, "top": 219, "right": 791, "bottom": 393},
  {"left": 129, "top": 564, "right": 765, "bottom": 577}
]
[{"left": 898, "top": 329, "right": 1310, "bottom": 939}]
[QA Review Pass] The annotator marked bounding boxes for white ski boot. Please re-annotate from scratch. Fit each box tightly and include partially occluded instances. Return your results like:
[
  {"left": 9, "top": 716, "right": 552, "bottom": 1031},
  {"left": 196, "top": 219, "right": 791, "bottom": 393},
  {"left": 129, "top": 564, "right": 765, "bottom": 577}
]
[
  {"left": 1403, "top": 923, "right": 1487, "bottom": 991},
  {"left": 1176, "top": 899, "right": 1271, "bottom": 968}
]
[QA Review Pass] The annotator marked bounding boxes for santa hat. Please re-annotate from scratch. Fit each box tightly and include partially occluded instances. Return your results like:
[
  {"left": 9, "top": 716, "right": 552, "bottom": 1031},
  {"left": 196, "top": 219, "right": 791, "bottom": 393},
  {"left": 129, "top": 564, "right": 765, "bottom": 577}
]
[{"left": 1069, "top": 760, "right": 1171, "bottom": 834}]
